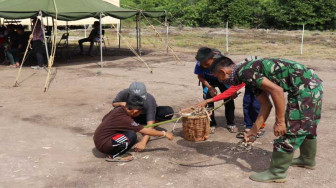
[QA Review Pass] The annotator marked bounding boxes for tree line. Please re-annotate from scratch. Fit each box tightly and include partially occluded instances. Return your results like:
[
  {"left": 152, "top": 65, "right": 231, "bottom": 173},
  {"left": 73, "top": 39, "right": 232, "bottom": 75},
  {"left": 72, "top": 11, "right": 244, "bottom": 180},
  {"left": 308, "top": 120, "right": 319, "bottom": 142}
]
[{"left": 121, "top": 0, "right": 336, "bottom": 30}]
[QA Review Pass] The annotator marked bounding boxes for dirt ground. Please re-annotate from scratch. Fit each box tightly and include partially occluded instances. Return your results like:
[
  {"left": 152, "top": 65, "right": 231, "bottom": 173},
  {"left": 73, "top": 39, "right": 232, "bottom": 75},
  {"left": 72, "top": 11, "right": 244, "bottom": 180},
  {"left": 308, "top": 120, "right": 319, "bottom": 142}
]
[{"left": 0, "top": 49, "right": 335, "bottom": 188}]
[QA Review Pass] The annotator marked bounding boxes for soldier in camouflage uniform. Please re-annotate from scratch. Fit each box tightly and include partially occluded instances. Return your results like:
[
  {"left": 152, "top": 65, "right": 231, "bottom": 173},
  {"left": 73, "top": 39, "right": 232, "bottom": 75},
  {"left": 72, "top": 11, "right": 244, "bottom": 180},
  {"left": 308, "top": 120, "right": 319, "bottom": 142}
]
[{"left": 210, "top": 56, "right": 323, "bottom": 183}]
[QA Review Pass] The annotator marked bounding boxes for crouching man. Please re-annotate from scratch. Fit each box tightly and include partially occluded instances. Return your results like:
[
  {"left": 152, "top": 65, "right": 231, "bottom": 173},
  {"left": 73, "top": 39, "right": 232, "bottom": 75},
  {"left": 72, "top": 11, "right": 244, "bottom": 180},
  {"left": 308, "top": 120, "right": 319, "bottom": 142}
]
[
  {"left": 112, "top": 82, "right": 174, "bottom": 152},
  {"left": 94, "top": 94, "right": 174, "bottom": 162}
]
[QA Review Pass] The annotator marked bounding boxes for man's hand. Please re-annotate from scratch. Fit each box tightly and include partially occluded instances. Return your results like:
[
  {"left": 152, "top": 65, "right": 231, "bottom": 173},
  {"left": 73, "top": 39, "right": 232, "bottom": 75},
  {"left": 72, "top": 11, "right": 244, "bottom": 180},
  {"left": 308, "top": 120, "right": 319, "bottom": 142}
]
[
  {"left": 195, "top": 99, "right": 212, "bottom": 108},
  {"left": 274, "top": 121, "right": 286, "bottom": 137},
  {"left": 134, "top": 140, "right": 147, "bottom": 152},
  {"left": 165, "top": 132, "right": 174, "bottom": 140},
  {"left": 244, "top": 129, "right": 257, "bottom": 143},
  {"left": 209, "top": 87, "right": 217, "bottom": 97},
  {"left": 29, "top": 34, "right": 33, "bottom": 40},
  {"left": 112, "top": 102, "right": 126, "bottom": 107},
  {"left": 231, "top": 92, "right": 238, "bottom": 99}
]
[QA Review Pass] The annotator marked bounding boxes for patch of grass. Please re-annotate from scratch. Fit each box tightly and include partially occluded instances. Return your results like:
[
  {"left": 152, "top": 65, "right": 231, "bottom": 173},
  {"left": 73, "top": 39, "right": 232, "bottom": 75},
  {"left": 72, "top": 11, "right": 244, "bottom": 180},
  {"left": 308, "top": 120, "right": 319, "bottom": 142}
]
[{"left": 65, "top": 25, "right": 336, "bottom": 60}]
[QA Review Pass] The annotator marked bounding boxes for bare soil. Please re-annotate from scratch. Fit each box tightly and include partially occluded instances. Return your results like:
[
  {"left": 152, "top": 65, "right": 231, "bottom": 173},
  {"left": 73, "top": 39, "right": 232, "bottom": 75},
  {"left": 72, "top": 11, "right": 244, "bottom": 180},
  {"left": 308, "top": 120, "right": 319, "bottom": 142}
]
[{"left": 0, "top": 47, "right": 335, "bottom": 188}]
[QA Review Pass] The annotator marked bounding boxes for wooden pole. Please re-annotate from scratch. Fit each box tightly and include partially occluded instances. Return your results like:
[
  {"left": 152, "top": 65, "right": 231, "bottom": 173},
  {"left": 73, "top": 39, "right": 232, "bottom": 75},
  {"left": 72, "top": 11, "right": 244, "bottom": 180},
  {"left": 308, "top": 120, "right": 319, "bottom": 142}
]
[
  {"left": 40, "top": 11, "right": 50, "bottom": 65},
  {"left": 139, "top": 28, "right": 142, "bottom": 56},
  {"left": 99, "top": 13, "right": 103, "bottom": 65},
  {"left": 84, "top": 24, "right": 87, "bottom": 38},
  {"left": 139, "top": 13, "right": 142, "bottom": 56},
  {"left": 226, "top": 21, "right": 229, "bottom": 53},
  {"left": 118, "top": 20, "right": 121, "bottom": 48},
  {"left": 301, "top": 24, "right": 305, "bottom": 55},
  {"left": 136, "top": 12, "right": 139, "bottom": 54},
  {"left": 165, "top": 10, "right": 169, "bottom": 53}
]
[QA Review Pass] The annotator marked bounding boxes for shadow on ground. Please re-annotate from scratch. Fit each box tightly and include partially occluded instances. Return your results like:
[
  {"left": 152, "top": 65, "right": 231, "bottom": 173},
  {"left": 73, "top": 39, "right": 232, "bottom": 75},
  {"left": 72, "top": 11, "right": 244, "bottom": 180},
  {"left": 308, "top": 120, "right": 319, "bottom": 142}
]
[{"left": 176, "top": 139, "right": 271, "bottom": 172}]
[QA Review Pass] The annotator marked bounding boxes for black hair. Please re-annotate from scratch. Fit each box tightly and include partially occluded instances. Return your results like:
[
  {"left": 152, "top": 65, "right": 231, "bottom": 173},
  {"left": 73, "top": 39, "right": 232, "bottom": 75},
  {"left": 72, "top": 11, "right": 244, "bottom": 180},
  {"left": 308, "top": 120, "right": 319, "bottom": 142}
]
[
  {"left": 195, "top": 47, "right": 214, "bottom": 62},
  {"left": 210, "top": 56, "right": 235, "bottom": 73},
  {"left": 126, "top": 95, "right": 145, "bottom": 110}
]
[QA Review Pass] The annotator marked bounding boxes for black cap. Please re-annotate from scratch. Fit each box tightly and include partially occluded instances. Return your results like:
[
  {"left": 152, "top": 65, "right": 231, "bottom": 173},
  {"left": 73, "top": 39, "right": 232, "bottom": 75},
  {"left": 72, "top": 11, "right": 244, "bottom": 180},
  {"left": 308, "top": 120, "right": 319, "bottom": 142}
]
[{"left": 195, "top": 47, "right": 214, "bottom": 62}]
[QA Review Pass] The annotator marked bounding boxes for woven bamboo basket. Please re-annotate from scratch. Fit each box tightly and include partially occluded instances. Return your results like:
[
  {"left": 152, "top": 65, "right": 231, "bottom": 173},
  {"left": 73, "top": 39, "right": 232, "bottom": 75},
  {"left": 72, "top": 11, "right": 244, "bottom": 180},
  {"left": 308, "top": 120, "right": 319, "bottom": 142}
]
[{"left": 180, "top": 108, "right": 211, "bottom": 142}]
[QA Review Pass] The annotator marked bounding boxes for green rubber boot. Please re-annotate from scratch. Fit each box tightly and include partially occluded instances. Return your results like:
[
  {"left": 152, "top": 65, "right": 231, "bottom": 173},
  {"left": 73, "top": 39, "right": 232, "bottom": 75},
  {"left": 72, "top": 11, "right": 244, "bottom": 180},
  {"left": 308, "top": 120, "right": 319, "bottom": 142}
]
[
  {"left": 291, "top": 138, "right": 316, "bottom": 169},
  {"left": 249, "top": 151, "right": 294, "bottom": 183}
]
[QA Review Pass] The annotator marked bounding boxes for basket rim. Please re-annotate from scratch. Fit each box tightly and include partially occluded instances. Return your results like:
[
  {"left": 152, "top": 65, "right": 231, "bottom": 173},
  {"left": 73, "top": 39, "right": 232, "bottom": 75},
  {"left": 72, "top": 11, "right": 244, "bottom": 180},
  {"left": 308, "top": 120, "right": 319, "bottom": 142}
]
[
  {"left": 179, "top": 107, "right": 212, "bottom": 119},
  {"left": 182, "top": 115, "right": 209, "bottom": 119}
]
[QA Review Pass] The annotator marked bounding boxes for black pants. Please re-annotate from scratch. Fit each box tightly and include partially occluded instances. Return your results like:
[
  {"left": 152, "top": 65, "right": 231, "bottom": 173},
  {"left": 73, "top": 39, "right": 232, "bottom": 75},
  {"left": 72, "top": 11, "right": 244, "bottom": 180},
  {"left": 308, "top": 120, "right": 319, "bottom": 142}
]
[
  {"left": 78, "top": 38, "right": 94, "bottom": 54},
  {"left": 134, "top": 106, "right": 174, "bottom": 125},
  {"left": 203, "top": 80, "right": 235, "bottom": 127},
  {"left": 32, "top": 40, "right": 45, "bottom": 66},
  {"left": 109, "top": 131, "right": 137, "bottom": 159}
]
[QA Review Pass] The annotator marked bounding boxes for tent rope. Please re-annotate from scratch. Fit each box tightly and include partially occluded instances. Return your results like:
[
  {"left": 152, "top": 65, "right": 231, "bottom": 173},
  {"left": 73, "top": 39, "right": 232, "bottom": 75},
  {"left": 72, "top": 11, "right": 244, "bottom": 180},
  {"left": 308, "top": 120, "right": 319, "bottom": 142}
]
[
  {"left": 120, "top": 5, "right": 183, "bottom": 64},
  {"left": 168, "top": 12, "right": 184, "bottom": 28},
  {"left": 111, "top": 23, "right": 153, "bottom": 73},
  {"left": 139, "top": 11, "right": 183, "bottom": 65},
  {"left": 13, "top": 17, "right": 39, "bottom": 87},
  {"left": 44, "top": 0, "right": 58, "bottom": 92}
]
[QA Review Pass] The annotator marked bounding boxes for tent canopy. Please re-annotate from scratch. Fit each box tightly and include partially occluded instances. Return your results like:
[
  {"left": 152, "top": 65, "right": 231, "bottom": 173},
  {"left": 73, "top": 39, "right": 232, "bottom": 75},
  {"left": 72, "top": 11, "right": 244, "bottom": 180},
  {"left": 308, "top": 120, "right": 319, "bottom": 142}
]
[{"left": 0, "top": 0, "right": 165, "bottom": 21}]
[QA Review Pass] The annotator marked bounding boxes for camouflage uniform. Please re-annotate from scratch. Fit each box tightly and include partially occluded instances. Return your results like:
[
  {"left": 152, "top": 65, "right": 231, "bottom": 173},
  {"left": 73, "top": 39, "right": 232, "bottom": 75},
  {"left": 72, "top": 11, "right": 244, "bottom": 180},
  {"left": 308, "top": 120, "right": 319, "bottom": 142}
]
[{"left": 236, "top": 58, "right": 323, "bottom": 153}]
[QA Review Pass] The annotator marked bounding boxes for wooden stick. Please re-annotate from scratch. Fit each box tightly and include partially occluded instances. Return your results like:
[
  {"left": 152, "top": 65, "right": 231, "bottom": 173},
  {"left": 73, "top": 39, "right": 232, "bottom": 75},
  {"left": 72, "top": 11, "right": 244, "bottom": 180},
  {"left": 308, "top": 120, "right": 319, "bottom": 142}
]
[{"left": 144, "top": 92, "right": 241, "bottom": 128}]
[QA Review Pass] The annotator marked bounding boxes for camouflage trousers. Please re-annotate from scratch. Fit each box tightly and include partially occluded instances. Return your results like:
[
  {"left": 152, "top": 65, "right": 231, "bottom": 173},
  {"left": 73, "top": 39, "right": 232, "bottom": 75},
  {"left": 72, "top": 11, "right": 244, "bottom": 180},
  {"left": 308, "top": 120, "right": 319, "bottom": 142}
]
[{"left": 274, "top": 82, "right": 323, "bottom": 153}]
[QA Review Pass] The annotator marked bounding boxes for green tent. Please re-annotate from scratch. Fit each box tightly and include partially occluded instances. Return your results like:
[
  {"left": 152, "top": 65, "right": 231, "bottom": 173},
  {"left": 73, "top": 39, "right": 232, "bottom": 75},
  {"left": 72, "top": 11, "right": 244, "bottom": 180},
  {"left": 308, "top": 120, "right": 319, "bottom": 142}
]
[
  {"left": 0, "top": 0, "right": 168, "bottom": 72},
  {"left": 0, "top": 0, "right": 165, "bottom": 20}
]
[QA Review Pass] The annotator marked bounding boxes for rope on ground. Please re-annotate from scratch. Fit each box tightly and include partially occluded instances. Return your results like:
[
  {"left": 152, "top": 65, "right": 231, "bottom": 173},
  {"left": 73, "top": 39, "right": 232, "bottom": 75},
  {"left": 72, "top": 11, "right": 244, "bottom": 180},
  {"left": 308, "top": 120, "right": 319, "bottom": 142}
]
[
  {"left": 110, "top": 23, "right": 153, "bottom": 73},
  {"left": 13, "top": 18, "right": 39, "bottom": 87},
  {"left": 44, "top": 0, "right": 58, "bottom": 92},
  {"left": 140, "top": 11, "right": 183, "bottom": 65}
]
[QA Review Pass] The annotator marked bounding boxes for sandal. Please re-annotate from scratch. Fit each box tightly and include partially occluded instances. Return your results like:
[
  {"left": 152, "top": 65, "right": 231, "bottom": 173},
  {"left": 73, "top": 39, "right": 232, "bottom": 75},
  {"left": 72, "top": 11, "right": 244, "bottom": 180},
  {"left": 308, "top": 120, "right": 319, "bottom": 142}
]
[
  {"left": 227, "top": 125, "right": 238, "bottom": 133},
  {"left": 236, "top": 130, "right": 246, "bottom": 138},
  {"left": 8, "top": 64, "right": 17, "bottom": 68},
  {"left": 105, "top": 153, "right": 134, "bottom": 162},
  {"left": 257, "top": 129, "right": 265, "bottom": 138}
]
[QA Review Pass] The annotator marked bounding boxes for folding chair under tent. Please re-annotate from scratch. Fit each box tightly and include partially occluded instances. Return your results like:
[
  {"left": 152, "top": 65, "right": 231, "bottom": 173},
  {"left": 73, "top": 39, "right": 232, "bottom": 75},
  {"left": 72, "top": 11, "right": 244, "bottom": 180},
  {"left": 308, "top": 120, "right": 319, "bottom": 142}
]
[{"left": 0, "top": 0, "right": 167, "bottom": 65}]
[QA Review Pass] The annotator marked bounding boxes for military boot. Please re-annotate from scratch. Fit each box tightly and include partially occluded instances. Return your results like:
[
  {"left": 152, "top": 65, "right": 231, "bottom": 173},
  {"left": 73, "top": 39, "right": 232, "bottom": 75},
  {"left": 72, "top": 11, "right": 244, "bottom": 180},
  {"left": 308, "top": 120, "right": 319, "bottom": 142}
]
[
  {"left": 249, "top": 151, "right": 294, "bottom": 183},
  {"left": 291, "top": 138, "right": 317, "bottom": 169}
]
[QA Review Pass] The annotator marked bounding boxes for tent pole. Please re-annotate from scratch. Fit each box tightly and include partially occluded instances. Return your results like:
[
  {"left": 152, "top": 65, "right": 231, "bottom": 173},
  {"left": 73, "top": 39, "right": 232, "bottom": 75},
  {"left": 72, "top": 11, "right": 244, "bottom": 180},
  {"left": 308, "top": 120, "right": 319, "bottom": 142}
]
[
  {"left": 139, "top": 13, "right": 142, "bottom": 56},
  {"left": 118, "top": 20, "right": 121, "bottom": 48},
  {"left": 165, "top": 10, "right": 168, "bottom": 53},
  {"left": 40, "top": 11, "right": 50, "bottom": 65},
  {"left": 300, "top": 24, "right": 304, "bottom": 55},
  {"left": 136, "top": 12, "right": 139, "bottom": 54},
  {"left": 84, "top": 24, "right": 87, "bottom": 38},
  {"left": 119, "top": 20, "right": 121, "bottom": 48},
  {"left": 100, "top": 13, "right": 103, "bottom": 65}
]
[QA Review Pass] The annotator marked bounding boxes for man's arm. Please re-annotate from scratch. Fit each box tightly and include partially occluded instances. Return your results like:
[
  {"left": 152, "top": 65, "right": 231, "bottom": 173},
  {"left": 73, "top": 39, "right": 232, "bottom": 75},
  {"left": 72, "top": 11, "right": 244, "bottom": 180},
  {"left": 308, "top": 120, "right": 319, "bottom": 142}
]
[
  {"left": 245, "top": 91, "right": 273, "bottom": 141},
  {"left": 195, "top": 83, "right": 245, "bottom": 107},
  {"left": 213, "top": 83, "right": 245, "bottom": 102},
  {"left": 198, "top": 74, "right": 217, "bottom": 97},
  {"left": 139, "top": 127, "right": 173, "bottom": 140},
  {"left": 245, "top": 78, "right": 286, "bottom": 141},
  {"left": 134, "top": 120, "right": 155, "bottom": 152},
  {"left": 112, "top": 89, "right": 128, "bottom": 107},
  {"left": 260, "top": 78, "right": 286, "bottom": 137},
  {"left": 112, "top": 102, "right": 126, "bottom": 107}
]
